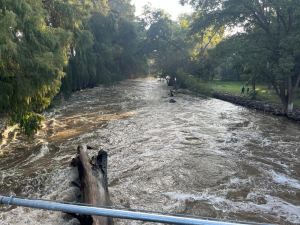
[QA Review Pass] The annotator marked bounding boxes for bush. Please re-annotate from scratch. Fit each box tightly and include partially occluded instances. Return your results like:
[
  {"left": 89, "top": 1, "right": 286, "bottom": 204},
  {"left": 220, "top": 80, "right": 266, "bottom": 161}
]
[
  {"left": 176, "top": 69, "right": 212, "bottom": 97},
  {"left": 9, "top": 111, "right": 44, "bottom": 138},
  {"left": 246, "top": 90, "right": 261, "bottom": 100}
]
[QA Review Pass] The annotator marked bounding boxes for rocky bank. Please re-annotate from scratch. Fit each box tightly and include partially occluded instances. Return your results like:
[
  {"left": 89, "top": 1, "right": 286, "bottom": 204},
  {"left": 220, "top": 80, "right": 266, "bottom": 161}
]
[{"left": 213, "top": 91, "right": 300, "bottom": 122}]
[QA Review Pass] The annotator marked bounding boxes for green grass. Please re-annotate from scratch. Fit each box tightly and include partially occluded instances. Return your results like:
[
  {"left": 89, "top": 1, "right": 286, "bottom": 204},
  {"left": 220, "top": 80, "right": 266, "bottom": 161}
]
[{"left": 209, "top": 80, "right": 300, "bottom": 107}]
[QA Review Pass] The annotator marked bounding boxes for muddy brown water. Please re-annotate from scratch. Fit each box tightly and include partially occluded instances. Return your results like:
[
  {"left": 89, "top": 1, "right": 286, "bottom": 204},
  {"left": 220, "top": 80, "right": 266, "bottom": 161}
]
[{"left": 0, "top": 78, "right": 300, "bottom": 224}]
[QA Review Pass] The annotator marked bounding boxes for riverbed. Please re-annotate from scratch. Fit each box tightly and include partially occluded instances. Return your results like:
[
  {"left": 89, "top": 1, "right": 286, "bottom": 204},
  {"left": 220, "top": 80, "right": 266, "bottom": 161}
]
[{"left": 0, "top": 78, "right": 300, "bottom": 224}]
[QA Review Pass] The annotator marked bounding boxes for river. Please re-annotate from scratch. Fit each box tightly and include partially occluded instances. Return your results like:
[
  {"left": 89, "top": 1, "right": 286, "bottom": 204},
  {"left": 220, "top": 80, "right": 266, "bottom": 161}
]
[{"left": 0, "top": 78, "right": 300, "bottom": 224}]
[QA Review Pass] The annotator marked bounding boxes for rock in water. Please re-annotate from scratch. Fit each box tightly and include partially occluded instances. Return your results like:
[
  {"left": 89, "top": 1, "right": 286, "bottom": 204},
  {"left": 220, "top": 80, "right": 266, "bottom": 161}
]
[{"left": 169, "top": 99, "right": 176, "bottom": 103}]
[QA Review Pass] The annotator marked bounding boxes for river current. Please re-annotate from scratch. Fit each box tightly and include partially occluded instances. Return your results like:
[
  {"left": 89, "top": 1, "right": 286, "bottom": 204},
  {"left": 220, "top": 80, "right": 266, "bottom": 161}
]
[{"left": 0, "top": 78, "right": 300, "bottom": 224}]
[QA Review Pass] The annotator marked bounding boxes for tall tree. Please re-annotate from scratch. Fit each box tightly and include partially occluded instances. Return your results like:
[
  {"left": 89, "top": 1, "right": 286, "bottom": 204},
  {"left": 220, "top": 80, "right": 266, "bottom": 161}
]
[
  {"left": 60, "top": 0, "right": 148, "bottom": 92},
  {"left": 0, "top": 0, "right": 71, "bottom": 136},
  {"left": 0, "top": 0, "right": 148, "bottom": 136},
  {"left": 140, "top": 7, "right": 192, "bottom": 85},
  {"left": 140, "top": 5, "right": 224, "bottom": 86},
  {"left": 182, "top": 0, "right": 300, "bottom": 114}
]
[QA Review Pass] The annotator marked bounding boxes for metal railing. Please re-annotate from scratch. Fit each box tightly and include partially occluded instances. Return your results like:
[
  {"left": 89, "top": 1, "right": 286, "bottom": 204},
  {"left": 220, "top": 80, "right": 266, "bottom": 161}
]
[{"left": 0, "top": 195, "right": 272, "bottom": 225}]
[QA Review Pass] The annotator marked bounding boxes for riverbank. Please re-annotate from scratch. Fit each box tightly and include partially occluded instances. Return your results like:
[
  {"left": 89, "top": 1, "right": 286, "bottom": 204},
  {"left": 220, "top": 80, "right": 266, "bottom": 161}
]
[
  {"left": 213, "top": 91, "right": 300, "bottom": 121},
  {"left": 209, "top": 80, "right": 300, "bottom": 106}
]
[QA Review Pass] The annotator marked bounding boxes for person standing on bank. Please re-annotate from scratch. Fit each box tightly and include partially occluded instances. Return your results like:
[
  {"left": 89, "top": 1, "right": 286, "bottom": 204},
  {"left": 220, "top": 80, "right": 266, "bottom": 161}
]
[{"left": 242, "top": 86, "right": 245, "bottom": 94}]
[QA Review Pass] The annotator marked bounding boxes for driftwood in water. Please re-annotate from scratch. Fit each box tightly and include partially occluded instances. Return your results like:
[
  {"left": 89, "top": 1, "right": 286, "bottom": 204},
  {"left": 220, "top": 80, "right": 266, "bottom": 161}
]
[{"left": 71, "top": 145, "right": 114, "bottom": 225}]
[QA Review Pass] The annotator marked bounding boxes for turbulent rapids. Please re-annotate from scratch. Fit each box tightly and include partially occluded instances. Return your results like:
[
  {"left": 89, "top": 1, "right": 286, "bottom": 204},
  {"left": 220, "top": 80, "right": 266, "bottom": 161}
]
[{"left": 0, "top": 78, "right": 300, "bottom": 224}]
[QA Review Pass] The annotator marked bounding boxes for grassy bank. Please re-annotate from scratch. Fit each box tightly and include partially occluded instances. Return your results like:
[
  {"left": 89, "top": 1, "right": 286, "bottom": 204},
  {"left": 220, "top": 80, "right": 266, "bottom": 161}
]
[{"left": 209, "top": 80, "right": 300, "bottom": 107}]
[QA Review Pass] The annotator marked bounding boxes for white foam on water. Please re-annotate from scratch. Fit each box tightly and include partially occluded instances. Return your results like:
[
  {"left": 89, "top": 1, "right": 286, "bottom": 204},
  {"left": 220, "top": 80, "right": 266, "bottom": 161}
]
[
  {"left": 240, "top": 195, "right": 300, "bottom": 223},
  {"left": 163, "top": 192, "right": 199, "bottom": 201},
  {"left": 53, "top": 154, "right": 74, "bottom": 162},
  {"left": 270, "top": 170, "right": 300, "bottom": 189},
  {"left": 0, "top": 172, "right": 6, "bottom": 185},
  {"left": 162, "top": 191, "right": 300, "bottom": 223},
  {"left": 26, "top": 142, "right": 50, "bottom": 165},
  {"left": 265, "top": 158, "right": 290, "bottom": 171},
  {"left": 211, "top": 149, "right": 227, "bottom": 155},
  {"left": 0, "top": 208, "right": 79, "bottom": 225},
  {"left": 259, "top": 138, "right": 271, "bottom": 147},
  {"left": 229, "top": 178, "right": 250, "bottom": 185},
  {"left": 78, "top": 132, "right": 96, "bottom": 140},
  {"left": 0, "top": 167, "right": 80, "bottom": 225}
]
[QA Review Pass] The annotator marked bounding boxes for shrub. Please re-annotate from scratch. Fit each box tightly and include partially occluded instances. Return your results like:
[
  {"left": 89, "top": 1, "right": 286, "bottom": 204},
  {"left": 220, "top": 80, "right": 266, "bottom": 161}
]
[
  {"left": 176, "top": 69, "right": 212, "bottom": 97},
  {"left": 246, "top": 90, "right": 261, "bottom": 100}
]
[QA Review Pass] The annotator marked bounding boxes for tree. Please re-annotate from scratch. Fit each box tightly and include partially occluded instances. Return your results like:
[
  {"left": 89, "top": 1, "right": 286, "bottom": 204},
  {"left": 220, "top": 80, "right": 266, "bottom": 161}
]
[
  {"left": 110, "top": 0, "right": 148, "bottom": 79},
  {"left": 140, "top": 7, "right": 187, "bottom": 85},
  {"left": 60, "top": 0, "right": 148, "bottom": 92},
  {"left": 0, "top": 0, "right": 148, "bottom": 136},
  {"left": 182, "top": 0, "right": 300, "bottom": 114},
  {"left": 140, "top": 5, "right": 224, "bottom": 87},
  {"left": 0, "top": 0, "right": 71, "bottom": 136}
]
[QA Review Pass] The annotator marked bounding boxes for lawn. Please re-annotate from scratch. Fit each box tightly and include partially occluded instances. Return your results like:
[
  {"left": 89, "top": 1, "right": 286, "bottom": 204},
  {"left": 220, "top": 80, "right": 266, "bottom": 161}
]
[{"left": 209, "top": 80, "right": 300, "bottom": 107}]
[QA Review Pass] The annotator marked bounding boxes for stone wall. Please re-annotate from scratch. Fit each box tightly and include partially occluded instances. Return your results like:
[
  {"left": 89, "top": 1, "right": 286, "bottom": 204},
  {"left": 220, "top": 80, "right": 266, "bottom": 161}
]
[{"left": 213, "top": 92, "right": 300, "bottom": 121}]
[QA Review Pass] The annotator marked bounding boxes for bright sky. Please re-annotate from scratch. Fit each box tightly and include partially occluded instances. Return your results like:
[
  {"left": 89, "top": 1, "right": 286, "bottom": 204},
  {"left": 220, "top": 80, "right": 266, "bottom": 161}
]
[{"left": 131, "top": 0, "right": 193, "bottom": 20}]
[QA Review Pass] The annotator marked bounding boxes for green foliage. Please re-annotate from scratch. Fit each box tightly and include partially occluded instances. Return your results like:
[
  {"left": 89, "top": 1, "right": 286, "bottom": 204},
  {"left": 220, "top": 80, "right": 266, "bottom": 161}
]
[
  {"left": 140, "top": 5, "right": 224, "bottom": 85},
  {"left": 140, "top": 7, "right": 185, "bottom": 80},
  {"left": 182, "top": 0, "right": 300, "bottom": 113},
  {"left": 210, "top": 80, "right": 300, "bottom": 106},
  {"left": 246, "top": 90, "right": 261, "bottom": 100},
  {"left": 14, "top": 112, "right": 44, "bottom": 138},
  {"left": 0, "top": 0, "right": 72, "bottom": 135},
  {"left": 176, "top": 69, "right": 212, "bottom": 96},
  {"left": 0, "top": 0, "right": 148, "bottom": 136},
  {"left": 59, "top": 0, "right": 148, "bottom": 92}
]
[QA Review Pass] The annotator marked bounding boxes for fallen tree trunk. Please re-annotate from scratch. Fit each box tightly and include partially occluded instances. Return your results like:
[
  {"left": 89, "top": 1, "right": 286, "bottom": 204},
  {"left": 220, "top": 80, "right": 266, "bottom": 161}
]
[{"left": 71, "top": 145, "right": 114, "bottom": 225}]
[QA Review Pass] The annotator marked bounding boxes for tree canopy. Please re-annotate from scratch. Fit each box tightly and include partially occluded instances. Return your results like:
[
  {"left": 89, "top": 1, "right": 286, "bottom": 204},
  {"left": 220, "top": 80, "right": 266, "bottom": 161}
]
[
  {"left": 139, "top": 4, "right": 224, "bottom": 86},
  {"left": 0, "top": 0, "right": 148, "bottom": 136},
  {"left": 181, "top": 0, "right": 300, "bottom": 114}
]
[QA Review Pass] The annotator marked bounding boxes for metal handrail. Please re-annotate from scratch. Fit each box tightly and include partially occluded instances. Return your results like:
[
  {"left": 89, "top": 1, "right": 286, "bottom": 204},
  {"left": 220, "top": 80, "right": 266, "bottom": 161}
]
[{"left": 0, "top": 195, "right": 272, "bottom": 225}]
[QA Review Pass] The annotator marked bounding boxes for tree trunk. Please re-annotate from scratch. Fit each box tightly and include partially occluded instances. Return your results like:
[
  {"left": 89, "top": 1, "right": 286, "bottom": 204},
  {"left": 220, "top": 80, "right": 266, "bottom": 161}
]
[
  {"left": 287, "top": 94, "right": 294, "bottom": 114},
  {"left": 252, "top": 79, "right": 256, "bottom": 91},
  {"left": 268, "top": 82, "right": 272, "bottom": 95},
  {"left": 279, "top": 81, "right": 287, "bottom": 114},
  {"left": 272, "top": 73, "right": 300, "bottom": 115},
  {"left": 286, "top": 74, "right": 300, "bottom": 114},
  {"left": 287, "top": 77, "right": 294, "bottom": 114},
  {"left": 71, "top": 145, "right": 114, "bottom": 225}
]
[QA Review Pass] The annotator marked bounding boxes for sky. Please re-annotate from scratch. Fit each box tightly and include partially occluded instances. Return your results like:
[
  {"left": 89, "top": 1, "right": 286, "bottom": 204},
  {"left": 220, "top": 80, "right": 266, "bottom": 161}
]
[{"left": 131, "top": 0, "right": 193, "bottom": 20}]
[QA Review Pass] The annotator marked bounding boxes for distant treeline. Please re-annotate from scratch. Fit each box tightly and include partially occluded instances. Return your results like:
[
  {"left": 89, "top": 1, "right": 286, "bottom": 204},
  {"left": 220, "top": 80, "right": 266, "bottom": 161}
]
[{"left": 0, "top": 0, "right": 148, "bottom": 136}]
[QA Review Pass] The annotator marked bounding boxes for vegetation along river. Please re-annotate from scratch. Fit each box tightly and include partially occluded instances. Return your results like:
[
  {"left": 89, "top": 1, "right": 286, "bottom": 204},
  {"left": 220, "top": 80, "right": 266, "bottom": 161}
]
[{"left": 0, "top": 78, "right": 300, "bottom": 224}]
